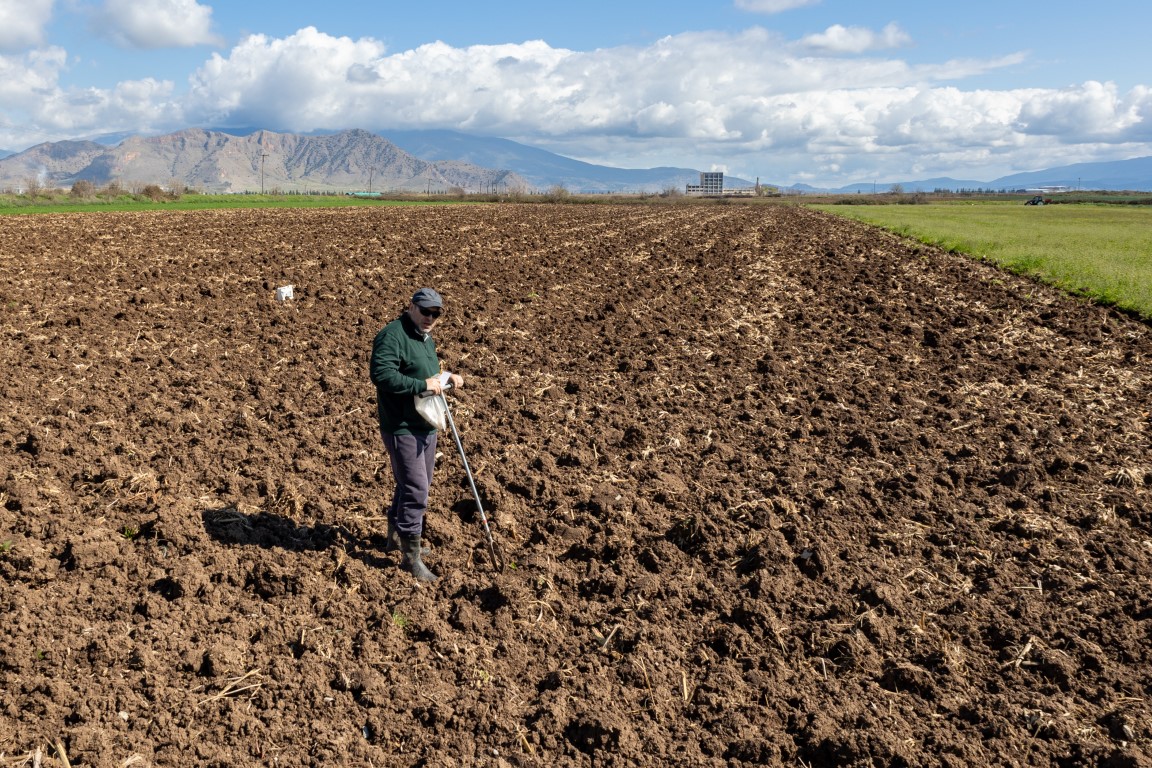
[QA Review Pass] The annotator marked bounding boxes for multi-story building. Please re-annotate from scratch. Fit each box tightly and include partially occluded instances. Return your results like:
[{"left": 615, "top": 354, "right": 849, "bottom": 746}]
[{"left": 686, "top": 172, "right": 724, "bottom": 196}]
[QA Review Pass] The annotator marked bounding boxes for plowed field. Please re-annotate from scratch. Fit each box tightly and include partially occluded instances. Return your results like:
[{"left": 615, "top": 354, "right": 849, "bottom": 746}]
[{"left": 1, "top": 203, "right": 1150, "bottom": 767}]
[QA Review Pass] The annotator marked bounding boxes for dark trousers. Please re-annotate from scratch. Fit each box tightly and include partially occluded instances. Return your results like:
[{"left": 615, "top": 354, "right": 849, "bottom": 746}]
[{"left": 381, "top": 431, "right": 438, "bottom": 538}]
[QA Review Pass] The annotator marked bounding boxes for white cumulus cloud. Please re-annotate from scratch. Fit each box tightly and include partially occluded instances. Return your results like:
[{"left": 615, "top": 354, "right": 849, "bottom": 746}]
[
  {"left": 734, "top": 0, "right": 821, "bottom": 13},
  {"left": 0, "top": 44, "right": 183, "bottom": 149},
  {"left": 38, "top": 77, "right": 180, "bottom": 135},
  {"left": 801, "top": 23, "right": 911, "bottom": 54},
  {"left": 0, "top": 46, "right": 67, "bottom": 108},
  {"left": 187, "top": 27, "right": 389, "bottom": 128},
  {"left": 1015, "top": 80, "right": 1151, "bottom": 139},
  {"left": 171, "top": 26, "right": 1152, "bottom": 184},
  {"left": 95, "top": 0, "right": 222, "bottom": 49},
  {"left": 0, "top": 0, "right": 55, "bottom": 52}
]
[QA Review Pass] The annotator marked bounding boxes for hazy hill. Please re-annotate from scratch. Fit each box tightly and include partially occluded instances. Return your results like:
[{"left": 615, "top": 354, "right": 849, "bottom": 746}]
[
  {"left": 988, "top": 156, "right": 1152, "bottom": 191},
  {"left": 823, "top": 158, "right": 1152, "bottom": 194},
  {"left": 0, "top": 129, "right": 530, "bottom": 194},
  {"left": 382, "top": 129, "right": 754, "bottom": 193}
]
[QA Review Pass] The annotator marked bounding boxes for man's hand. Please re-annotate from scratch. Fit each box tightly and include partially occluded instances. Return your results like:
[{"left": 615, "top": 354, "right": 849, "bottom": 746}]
[{"left": 425, "top": 373, "right": 462, "bottom": 395}]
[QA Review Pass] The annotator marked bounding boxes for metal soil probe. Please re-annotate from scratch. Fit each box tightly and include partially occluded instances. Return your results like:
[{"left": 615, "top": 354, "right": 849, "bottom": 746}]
[{"left": 427, "top": 388, "right": 506, "bottom": 572}]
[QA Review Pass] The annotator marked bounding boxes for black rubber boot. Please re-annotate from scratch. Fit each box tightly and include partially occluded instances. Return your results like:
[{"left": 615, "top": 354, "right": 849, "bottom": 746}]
[
  {"left": 384, "top": 520, "right": 401, "bottom": 553},
  {"left": 387, "top": 521, "right": 429, "bottom": 556},
  {"left": 400, "top": 535, "right": 438, "bottom": 583}
]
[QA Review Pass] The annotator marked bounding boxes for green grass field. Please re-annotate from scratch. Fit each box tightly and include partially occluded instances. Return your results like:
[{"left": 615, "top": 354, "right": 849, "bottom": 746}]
[{"left": 815, "top": 203, "right": 1152, "bottom": 321}]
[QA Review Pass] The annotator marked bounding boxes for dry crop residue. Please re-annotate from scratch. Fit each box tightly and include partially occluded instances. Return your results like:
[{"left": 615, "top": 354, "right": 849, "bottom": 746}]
[{"left": 1, "top": 204, "right": 1150, "bottom": 767}]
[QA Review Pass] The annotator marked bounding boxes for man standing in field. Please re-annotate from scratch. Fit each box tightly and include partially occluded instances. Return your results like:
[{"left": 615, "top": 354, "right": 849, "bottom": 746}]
[{"left": 370, "top": 288, "right": 464, "bottom": 583}]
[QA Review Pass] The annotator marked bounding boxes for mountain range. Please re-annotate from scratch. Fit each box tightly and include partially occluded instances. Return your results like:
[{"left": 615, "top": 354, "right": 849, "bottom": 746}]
[
  {"left": 822, "top": 154, "right": 1152, "bottom": 194},
  {"left": 382, "top": 129, "right": 737, "bottom": 193},
  {"left": 0, "top": 129, "right": 530, "bottom": 195},
  {"left": 1, "top": 127, "right": 1150, "bottom": 194}
]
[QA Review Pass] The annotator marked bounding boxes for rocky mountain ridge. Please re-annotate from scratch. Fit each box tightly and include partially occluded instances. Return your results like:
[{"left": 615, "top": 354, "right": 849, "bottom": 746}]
[{"left": 0, "top": 128, "right": 529, "bottom": 194}]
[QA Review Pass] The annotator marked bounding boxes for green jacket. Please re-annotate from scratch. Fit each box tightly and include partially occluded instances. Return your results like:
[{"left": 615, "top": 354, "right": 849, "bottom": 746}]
[{"left": 370, "top": 313, "right": 441, "bottom": 434}]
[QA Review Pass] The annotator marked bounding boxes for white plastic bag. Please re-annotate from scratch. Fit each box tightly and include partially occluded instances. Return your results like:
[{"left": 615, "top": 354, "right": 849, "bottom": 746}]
[{"left": 414, "top": 371, "right": 452, "bottom": 431}]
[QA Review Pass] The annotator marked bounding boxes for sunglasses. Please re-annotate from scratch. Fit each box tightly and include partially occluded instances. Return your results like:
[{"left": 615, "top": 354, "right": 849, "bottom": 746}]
[{"left": 417, "top": 306, "right": 442, "bottom": 318}]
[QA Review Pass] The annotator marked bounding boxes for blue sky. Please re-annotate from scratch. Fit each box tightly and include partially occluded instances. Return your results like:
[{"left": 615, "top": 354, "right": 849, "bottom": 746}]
[{"left": 2, "top": 0, "right": 1150, "bottom": 186}]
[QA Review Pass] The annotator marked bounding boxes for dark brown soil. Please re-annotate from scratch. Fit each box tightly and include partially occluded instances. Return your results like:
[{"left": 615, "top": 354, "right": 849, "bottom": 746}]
[{"left": 1, "top": 203, "right": 1150, "bottom": 767}]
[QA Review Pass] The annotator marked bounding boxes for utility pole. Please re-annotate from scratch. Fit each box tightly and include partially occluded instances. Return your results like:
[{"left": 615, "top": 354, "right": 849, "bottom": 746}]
[
  {"left": 260, "top": 153, "right": 269, "bottom": 194},
  {"left": 369, "top": 166, "right": 375, "bottom": 194}
]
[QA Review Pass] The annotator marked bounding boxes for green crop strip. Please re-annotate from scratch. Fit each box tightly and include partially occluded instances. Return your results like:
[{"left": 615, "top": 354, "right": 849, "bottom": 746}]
[{"left": 815, "top": 203, "right": 1152, "bottom": 321}]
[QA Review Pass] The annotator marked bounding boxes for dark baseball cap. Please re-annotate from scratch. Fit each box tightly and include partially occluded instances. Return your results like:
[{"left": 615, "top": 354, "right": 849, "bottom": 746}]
[{"left": 411, "top": 287, "right": 443, "bottom": 308}]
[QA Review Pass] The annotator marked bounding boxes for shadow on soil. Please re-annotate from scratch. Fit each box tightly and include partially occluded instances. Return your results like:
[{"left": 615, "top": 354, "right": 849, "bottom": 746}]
[{"left": 201, "top": 505, "right": 392, "bottom": 572}]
